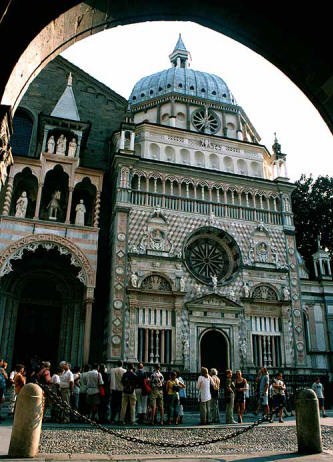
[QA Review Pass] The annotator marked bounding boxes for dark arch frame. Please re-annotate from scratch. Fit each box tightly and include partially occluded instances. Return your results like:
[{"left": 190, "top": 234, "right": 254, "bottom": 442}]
[
  {"left": 0, "top": 1, "right": 332, "bottom": 137},
  {"left": 199, "top": 328, "right": 230, "bottom": 373}
]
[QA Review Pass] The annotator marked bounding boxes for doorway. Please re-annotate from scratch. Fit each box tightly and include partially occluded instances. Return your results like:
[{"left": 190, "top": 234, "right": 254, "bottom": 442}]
[
  {"left": 200, "top": 329, "right": 228, "bottom": 373},
  {"left": 13, "top": 301, "right": 61, "bottom": 371}
]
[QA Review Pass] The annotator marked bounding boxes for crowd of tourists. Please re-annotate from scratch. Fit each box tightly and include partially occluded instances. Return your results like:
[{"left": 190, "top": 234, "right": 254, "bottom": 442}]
[{"left": 0, "top": 358, "right": 328, "bottom": 425}]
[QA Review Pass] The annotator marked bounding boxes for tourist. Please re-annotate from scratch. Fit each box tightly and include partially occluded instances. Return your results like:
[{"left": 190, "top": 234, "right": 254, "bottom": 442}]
[
  {"left": 86, "top": 363, "right": 103, "bottom": 421},
  {"left": 165, "top": 370, "right": 184, "bottom": 425},
  {"left": 197, "top": 366, "right": 213, "bottom": 425},
  {"left": 59, "top": 361, "right": 74, "bottom": 423},
  {"left": 99, "top": 363, "right": 110, "bottom": 423},
  {"left": 13, "top": 364, "right": 26, "bottom": 397},
  {"left": 312, "top": 377, "right": 327, "bottom": 418},
  {"left": 72, "top": 366, "right": 81, "bottom": 412},
  {"left": 79, "top": 364, "right": 90, "bottom": 416},
  {"left": 119, "top": 362, "right": 138, "bottom": 425},
  {"left": 176, "top": 370, "right": 186, "bottom": 424},
  {"left": 271, "top": 371, "right": 286, "bottom": 423},
  {"left": 209, "top": 368, "right": 220, "bottom": 423},
  {"left": 109, "top": 360, "right": 126, "bottom": 424},
  {"left": 135, "top": 362, "right": 148, "bottom": 424},
  {"left": 259, "top": 367, "right": 270, "bottom": 418},
  {"left": 50, "top": 366, "right": 62, "bottom": 422},
  {"left": 149, "top": 363, "right": 164, "bottom": 425},
  {"left": 224, "top": 369, "right": 236, "bottom": 424},
  {"left": 235, "top": 370, "right": 247, "bottom": 423}
]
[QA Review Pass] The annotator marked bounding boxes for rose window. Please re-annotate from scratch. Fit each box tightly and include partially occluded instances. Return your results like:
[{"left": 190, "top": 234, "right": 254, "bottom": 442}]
[
  {"left": 184, "top": 227, "right": 241, "bottom": 285},
  {"left": 191, "top": 108, "right": 220, "bottom": 134}
]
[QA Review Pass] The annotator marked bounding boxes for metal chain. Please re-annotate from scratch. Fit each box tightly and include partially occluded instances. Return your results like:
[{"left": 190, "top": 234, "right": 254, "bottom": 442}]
[{"left": 38, "top": 382, "right": 272, "bottom": 448}]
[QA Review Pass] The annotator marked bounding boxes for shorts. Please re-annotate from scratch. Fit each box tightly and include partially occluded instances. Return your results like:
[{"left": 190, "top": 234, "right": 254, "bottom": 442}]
[
  {"left": 150, "top": 388, "right": 163, "bottom": 407},
  {"left": 318, "top": 398, "right": 325, "bottom": 407},
  {"left": 261, "top": 395, "right": 269, "bottom": 406},
  {"left": 273, "top": 394, "right": 286, "bottom": 409}
]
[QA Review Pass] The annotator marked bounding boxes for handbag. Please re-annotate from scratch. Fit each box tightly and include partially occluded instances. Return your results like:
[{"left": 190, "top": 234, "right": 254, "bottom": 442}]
[
  {"left": 142, "top": 378, "right": 152, "bottom": 395},
  {"left": 99, "top": 384, "right": 105, "bottom": 397}
]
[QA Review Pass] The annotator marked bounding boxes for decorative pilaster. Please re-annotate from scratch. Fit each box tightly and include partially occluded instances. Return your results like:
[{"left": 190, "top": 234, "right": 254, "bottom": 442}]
[{"left": 83, "top": 292, "right": 94, "bottom": 364}]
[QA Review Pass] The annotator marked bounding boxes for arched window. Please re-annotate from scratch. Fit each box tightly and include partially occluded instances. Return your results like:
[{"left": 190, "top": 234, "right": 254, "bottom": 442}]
[{"left": 11, "top": 108, "right": 34, "bottom": 156}]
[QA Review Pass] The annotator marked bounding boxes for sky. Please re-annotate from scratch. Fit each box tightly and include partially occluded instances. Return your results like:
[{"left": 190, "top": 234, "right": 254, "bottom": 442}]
[{"left": 62, "top": 21, "right": 333, "bottom": 182}]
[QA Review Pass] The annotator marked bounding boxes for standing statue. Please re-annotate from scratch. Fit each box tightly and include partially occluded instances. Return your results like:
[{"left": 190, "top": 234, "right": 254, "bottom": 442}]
[
  {"left": 211, "top": 274, "right": 218, "bottom": 290},
  {"left": 56, "top": 134, "right": 67, "bottom": 155},
  {"left": 15, "top": 191, "right": 28, "bottom": 218},
  {"left": 243, "top": 282, "right": 250, "bottom": 298},
  {"left": 179, "top": 276, "right": 186, "bottom": 292},
  {"left": 47, "top": 190, "right": 61, "bottom": 220},
  {"left": 75, "top": 199, "right": 86, "bottom": 226},
  {"left": 282, "top": 286, "right": 290, "bottom": 300},
  {"left": 131, "top": 272, "right": 139, "bottom": 288},
  {"left": 47, "top": 135, "right": 55, "bottom": 154},
  {"left": 68, "top": 138, "right": 77, "bottom": 158}
]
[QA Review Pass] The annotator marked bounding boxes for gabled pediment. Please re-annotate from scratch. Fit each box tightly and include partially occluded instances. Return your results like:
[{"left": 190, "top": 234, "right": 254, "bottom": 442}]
[{"left": 186, "top": 293, "right": 242, "bottom": 308}]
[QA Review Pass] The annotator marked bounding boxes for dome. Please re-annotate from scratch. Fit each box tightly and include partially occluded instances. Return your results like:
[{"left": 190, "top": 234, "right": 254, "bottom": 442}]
[{"left": 129, "top": 35, "right": 235, "bottom": 106}]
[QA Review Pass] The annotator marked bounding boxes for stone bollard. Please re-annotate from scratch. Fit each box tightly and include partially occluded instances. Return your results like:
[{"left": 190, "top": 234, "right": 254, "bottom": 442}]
[
  {"left": 295, "top": 388, "right": 322, "bottom": 454},
  {"left": 8, "top": 383, "right": 43, "bottom": 458}
]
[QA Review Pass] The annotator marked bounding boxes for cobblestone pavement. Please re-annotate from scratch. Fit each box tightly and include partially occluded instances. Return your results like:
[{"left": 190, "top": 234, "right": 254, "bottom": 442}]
[{"left": 1, "top": 412, "right": 332, "bottom": 461}]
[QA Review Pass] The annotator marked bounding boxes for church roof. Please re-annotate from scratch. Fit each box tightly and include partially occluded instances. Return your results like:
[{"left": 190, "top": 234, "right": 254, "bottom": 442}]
[
  {"left": 51, "top": 73, "right": 80, "bottom": 121},
  {"left": 129, "top": 36, "right": 235, "bottom": 107}
]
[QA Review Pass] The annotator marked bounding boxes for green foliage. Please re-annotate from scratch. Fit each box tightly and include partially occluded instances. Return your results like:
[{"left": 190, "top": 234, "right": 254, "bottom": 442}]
[{"left": 291, "top": 174, "right": 333, "bottom": 277}]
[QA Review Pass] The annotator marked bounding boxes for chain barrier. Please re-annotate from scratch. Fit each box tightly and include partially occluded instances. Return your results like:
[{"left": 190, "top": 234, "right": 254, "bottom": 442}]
[{"left": 37, "top": 382, "right": 272, "bottom": 448}]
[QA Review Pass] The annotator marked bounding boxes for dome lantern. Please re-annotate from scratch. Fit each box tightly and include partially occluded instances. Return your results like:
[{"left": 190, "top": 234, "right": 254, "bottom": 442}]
[{"left": 169, "top": 34, "right": 191, "bottom": 69}]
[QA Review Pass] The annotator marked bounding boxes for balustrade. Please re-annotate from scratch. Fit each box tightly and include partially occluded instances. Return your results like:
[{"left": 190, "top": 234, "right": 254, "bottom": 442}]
[{"left": 129, "top": 189, "right": 283, "bottom": 225}]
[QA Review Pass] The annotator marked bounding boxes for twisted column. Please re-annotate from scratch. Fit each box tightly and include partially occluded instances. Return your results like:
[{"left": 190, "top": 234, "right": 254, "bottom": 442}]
[
  {"left": 2, "top": 176, "right": 14, "bottom": 215},
  {"left": 93, "top": 191, "right": 101, "bottom": 227}
]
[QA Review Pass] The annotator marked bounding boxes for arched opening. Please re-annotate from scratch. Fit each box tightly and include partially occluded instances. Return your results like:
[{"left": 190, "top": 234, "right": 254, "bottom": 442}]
[
  {"left": 11, "top": 167, "right": 38, "bottom": 218},
  {"left": 71, "top": 177, "right": 96, "bottom": 226},
  {"left": 40, "top": 165, "right": 69, "bottom": 222},
  {"left": 0, "top": 245, "right": 85, "bottom": 369},
  {"left": 10, "top": 108, "right": 34, "bottom": 156},
  {"left": 200, "top": 329, "right": 228, "bottom": 373}
]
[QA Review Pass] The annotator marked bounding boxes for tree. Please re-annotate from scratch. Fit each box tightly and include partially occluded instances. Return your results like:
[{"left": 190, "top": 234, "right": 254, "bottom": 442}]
[{"left": 291, "top": 174, "right": 333, "bottom": 278}]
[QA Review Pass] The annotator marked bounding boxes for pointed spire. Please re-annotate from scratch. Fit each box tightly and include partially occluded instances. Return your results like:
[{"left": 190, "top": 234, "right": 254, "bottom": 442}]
[
  {"left": 51, "top": 73, "right": 80, "bottom": 121},
  {"left": 169, "top": 34, "right": 191, "bottom": 68},
  {"left": 272, "top": 132, "right": 281, "bottom": 156}
]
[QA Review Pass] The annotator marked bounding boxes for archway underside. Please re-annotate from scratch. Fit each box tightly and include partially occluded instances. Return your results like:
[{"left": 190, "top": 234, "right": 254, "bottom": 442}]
[{"left": 0, "top": 1, "right": 332, "bottom": 135}]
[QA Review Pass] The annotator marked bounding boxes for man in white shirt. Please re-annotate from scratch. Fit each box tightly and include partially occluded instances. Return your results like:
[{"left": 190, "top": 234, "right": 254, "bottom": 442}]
[
  {"left": 59, "top": 361, "right": 74, "bottom": 423},
  {"left": 86, "top": 363, "right": 103, "bottom": 421},
  {"left": 109, "top": 360, "right": 126, "bottom": 424},
  {"left": 312, "top": 377, "right": 327, "bottom": 418}
]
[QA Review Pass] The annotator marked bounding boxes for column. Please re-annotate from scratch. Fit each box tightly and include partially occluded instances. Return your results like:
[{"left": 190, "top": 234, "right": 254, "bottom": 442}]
[
  {"left": 130, "top": 132, "right": 135, "bottom": 151},
  {"left": 65, "top": 187, "right": 73, "bottom": 224},
  {"left": 160, "top": 330, "right": 165, "bottom": 364},
  {"left": 145, "top": 328, "right": 149, "bottom": 363},
  {"left": 33, "top": 183, "right": 43, "bottom": 220},
  {"left": 2, "top": 176, "right": 14, "bottom": 215},
  {"left": 83, "top": 295, "right": 94, "bottom": 364}
]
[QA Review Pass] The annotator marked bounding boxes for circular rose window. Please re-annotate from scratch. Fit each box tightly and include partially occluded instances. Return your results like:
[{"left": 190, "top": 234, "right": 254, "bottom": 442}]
[
  {"left": 184, "top": 227, "right": 241, "bottom": 285},
  {"left": 191, "top": 108, "right": 220, "bottom": 134}
]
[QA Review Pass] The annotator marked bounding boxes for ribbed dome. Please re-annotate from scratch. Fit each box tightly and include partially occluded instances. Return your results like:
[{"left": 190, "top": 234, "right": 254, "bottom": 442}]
[{"left": 128, "top": 35, "right": 235, "bottom": 106}]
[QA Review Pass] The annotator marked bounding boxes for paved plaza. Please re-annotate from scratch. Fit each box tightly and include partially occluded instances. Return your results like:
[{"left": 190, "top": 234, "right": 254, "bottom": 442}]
[{"left": 1, "top": 411, "right": 332, "bottom": 461}]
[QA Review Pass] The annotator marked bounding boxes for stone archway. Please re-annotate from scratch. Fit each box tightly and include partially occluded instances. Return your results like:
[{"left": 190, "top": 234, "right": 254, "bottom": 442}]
[
  {"left": 200, "top": 329, "right": 229, "bottom": 373},
  {"left": 0, "top": 2, "right": 332, "bottom": 136}
]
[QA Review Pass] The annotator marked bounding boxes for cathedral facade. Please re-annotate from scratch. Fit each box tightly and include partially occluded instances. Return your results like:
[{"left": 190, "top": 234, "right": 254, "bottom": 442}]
[{"left": 0, "top": 37, "right": 332, "bottom": 378}]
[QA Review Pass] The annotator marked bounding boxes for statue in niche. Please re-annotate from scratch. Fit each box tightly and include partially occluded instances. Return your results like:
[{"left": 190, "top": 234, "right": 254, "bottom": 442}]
[
  {"left": 47, "top": 135, "right": 55, "bottom": 154},
  {"left": 151, "top": 228, "right": 165, "bottom": 251},
  {"left": 131, "top": 272, "right": 139, "bottom": 288},
  {"left": 47, "top": 190, "right": 61, "bottom": 220},
  {"left": 75, "top": 199, "right": 86, "bottom": 226},
  {"left": 15, "top": 191, "right": 28, "bottom": 218},
  {"left": 56, "top": 134, "right": 67, "bottom": 155},
  {"left": 256, "top": 242, "right": 269, "bottom": 262},
  {"left": 179, "top": 276, "right": 186, "bottom": 292},
  {"left": 243, "top": 282, "right": 250, "bottom": 298},
  {"left": 211, "top": 274, "right": 218, "bottom": 290},
  {"left": 67, "top": 138, "right": 77, "bottom": 158},
  {"left": 282, "top": 286, "right": 290, "bottom": 300}
]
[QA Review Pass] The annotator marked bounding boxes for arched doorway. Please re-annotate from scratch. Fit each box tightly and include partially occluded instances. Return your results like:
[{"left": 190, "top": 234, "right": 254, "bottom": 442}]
[
  {"left": 200, "top": 329, "right": 228, "bottom": 373},
  {"left": 0, "top": 246, "right": 85, "bottom": 371}
]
